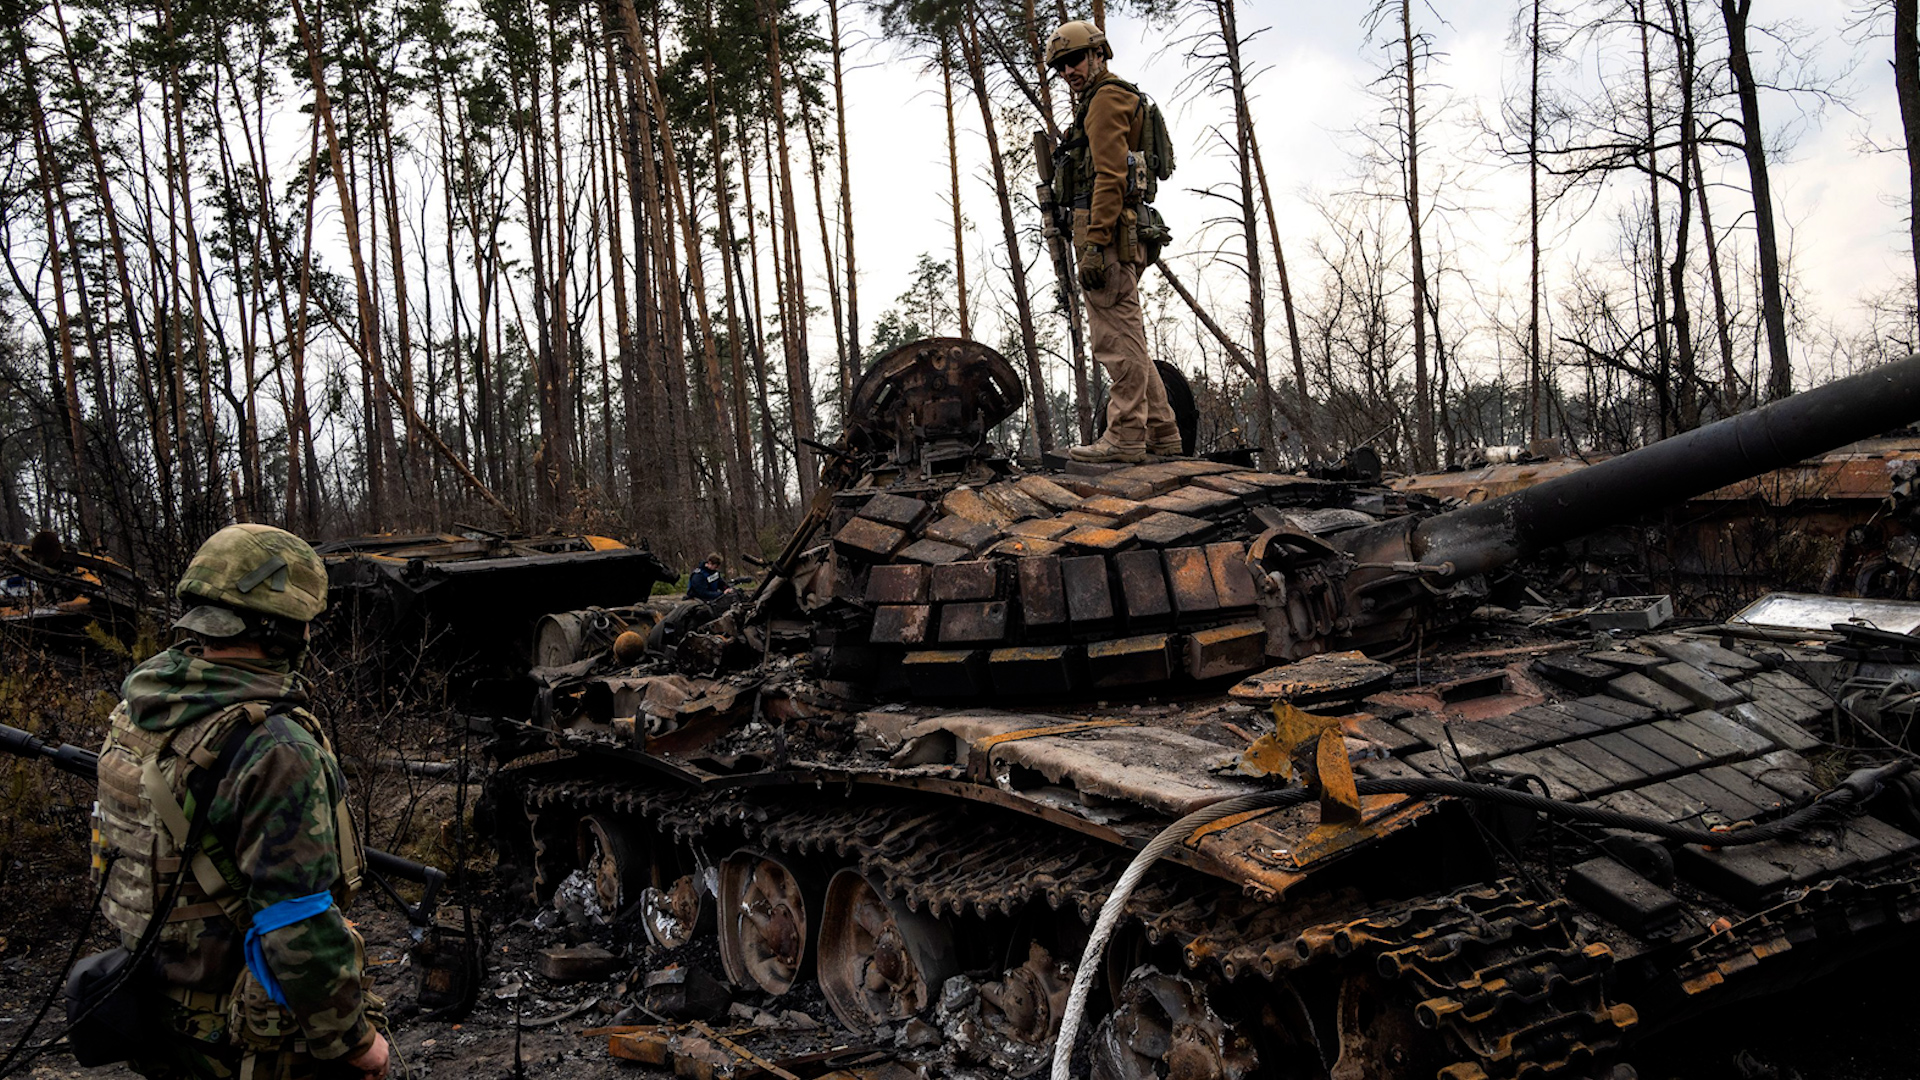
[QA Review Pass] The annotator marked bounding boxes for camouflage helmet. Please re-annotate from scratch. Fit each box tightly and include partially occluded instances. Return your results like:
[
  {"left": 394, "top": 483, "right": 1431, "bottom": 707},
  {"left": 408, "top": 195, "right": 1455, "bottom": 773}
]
[
  {"left": 1045, "top": 20, "right": 1110, "bottom": 67},
  {"left": 175, "top": 524, "right": 328, "bottom": 636}
]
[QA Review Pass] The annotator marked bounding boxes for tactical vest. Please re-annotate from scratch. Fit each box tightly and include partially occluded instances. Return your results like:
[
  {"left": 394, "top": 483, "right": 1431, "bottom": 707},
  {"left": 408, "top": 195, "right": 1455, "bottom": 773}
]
[
  {"left": 1057, "top": 76, "right": 1176, "bottom": 209},
  {"left": 1056, "top": 75, "right": 1177, "bottom": 263},
  {"left": 92, "top": 699, "right": 363, "bottom": 948}
]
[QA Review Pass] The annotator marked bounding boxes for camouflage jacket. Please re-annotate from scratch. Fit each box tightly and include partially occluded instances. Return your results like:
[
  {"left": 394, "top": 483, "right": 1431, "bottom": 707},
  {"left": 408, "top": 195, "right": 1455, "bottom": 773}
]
[{"left": 99, "top": 647, "right": 373, "bottom": 1061}]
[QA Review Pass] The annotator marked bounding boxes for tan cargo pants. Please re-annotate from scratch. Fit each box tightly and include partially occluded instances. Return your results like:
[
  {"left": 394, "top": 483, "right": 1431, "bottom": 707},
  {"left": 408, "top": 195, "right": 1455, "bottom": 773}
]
[{"left": 1085, "top": 253, "right": 1177, "bottom": 448}]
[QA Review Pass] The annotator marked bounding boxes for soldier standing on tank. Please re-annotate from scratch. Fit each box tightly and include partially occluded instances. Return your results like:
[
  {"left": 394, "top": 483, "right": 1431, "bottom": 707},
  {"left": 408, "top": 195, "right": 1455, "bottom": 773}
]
[
  {"left": 92, "top": 524, "right": 390, "bottom": 1080},
  {"left": 1048, "top": 19, "right": 1181, "bottom": 464}
]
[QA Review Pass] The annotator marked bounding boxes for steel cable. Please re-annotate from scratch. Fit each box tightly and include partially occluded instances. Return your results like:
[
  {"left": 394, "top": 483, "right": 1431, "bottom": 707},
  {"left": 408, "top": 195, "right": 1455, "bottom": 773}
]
[{"left": 1048, "top": 760, "right": 1912, "bottom": 1080}]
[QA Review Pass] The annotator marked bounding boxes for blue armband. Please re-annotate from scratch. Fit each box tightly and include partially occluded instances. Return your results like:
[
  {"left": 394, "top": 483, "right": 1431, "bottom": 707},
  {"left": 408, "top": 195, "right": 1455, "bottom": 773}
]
[{"left": 243, "top": 891, "right": 335, "bottom": 1007}]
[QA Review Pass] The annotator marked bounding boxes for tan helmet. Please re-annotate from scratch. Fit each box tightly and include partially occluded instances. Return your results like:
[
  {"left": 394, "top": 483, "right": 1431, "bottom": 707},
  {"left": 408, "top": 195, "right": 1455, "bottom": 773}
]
[
  {"left": 1045, "top": 20, "right": 1110, "bottom": 68},
  {"left": 175, "top": 524, "right": 328, "bottom": 637}
]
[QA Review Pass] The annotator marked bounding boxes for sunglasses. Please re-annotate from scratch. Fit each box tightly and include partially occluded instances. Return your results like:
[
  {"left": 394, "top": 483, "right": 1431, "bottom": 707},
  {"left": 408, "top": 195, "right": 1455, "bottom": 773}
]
[{"left": 1049, "top": 49, "right": 1089, "bottom": 71}]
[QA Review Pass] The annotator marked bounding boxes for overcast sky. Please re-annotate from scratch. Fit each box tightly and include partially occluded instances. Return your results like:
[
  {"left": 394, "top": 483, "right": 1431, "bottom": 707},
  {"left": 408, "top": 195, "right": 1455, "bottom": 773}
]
[{"left": 820, "top": 0, "right": 1912, "bottom": 389}]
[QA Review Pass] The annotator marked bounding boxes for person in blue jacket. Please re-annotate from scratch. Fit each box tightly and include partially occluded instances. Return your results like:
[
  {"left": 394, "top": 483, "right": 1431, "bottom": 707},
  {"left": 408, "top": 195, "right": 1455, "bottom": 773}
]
[{"left": 686, "top": 552, "right": 732, "bottom": 604}]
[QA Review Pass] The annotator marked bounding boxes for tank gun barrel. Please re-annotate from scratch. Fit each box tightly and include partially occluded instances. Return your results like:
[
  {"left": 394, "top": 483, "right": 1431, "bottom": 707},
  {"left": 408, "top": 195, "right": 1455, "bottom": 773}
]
[{"left": 1408, "top": 353, "right": 1920, "bottom": 579}]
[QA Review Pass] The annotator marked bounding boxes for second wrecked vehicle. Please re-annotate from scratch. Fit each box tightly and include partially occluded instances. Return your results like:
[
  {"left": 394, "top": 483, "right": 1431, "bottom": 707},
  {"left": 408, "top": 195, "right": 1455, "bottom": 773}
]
[{"left": 490, "top": 340, "right": 1920, "bottom": 1079}]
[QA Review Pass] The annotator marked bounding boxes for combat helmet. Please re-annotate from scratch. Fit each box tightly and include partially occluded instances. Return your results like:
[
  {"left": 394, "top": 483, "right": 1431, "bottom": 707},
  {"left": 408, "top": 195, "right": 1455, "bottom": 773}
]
[
  {"left": 1045, "top": 19, "right": 1109, "bottom": 68},
  {"left": 175, "top": 523, "right": 328, "bottom": 638}
]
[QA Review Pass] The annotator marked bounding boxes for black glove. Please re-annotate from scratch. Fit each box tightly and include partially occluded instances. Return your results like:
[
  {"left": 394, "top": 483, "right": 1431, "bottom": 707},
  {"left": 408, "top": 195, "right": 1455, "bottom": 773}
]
[{"left": 1077, "top": 243, "right": 1107, "bottom": 290}]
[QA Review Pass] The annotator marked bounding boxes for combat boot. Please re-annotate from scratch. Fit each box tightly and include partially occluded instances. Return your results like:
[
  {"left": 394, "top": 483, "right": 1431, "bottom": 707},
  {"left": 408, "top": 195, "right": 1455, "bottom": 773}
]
[
  {"left": 1068, "top": 437, "right": 1146, "bottom": 464},
  {"left": 1147, "top": 433, "right": 1184, "bottom": 457}
]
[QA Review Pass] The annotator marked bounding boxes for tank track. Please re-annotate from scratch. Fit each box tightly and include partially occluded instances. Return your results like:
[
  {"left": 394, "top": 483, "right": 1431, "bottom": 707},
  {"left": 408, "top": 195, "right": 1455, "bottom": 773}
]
[{"left": 518, "top": 768, "right": 1635, "bottom": 1079}]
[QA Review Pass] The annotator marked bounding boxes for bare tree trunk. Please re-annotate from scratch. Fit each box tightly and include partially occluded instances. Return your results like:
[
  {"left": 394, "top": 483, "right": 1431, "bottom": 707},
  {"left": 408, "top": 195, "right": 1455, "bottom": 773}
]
[
  {"left": 290, "top": 0, "right": 390, "bottom": 524},
  {"left": 943, "top": 42, "right": 972, "bottom": 340},
  {"left": 1400, "top": 0, "right": 1435, "bottom": 468},
  {"left": 763, "top": 0, "right": 820, "bottom": 497},
  {"left": 1244, "top": 122, "right": 1320, "bottom": 458},
  {"left": 1217, "top": 0, "right": 1275, "bottom": 464},
  {"left": 961, "top": 9, "right": 1051, "bottom": 449},
  {"left": 1896, "top": 0, "right": 1920, "bottom": 343},
  {"left": 826, "top": 0, "right": 861, "bottom": 377},
  {"left": 1722, "top": 0, "right": 1792, "bottom": 398},
  {"left": 1528, "top": 0, "right": 1543, "bottom": 442},
  {"left": 1636, "top": 0, "right": 1676, "bottom": 434}
]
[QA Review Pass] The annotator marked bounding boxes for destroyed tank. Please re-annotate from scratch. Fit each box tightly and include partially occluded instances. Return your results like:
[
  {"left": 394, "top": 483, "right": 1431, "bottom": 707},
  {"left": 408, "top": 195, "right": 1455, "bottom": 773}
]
[{"left": 493, "top": 339, "right": 1920, "bottom": 1080}]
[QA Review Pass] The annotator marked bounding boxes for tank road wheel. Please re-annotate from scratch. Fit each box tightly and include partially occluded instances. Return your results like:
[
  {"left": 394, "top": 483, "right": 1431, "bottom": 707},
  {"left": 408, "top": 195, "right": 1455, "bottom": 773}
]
[
  {"left": 718, "top": 849, "right": 821, "bottom": 995},
  {"left": 818, "top": 868, "right": 958, "bottom": 1031},
  {"left": 640, "top": 864, "right": 714, "bottom": 949},
  {"left": 1092, "top": 966, "right": 1259, "bottom": 1080},
  {"left": 979, "top": 942, "right": 1075, "bottom": 1046},
  {"left": 575, "top": 814, "right": 643, "bottom": 921}
]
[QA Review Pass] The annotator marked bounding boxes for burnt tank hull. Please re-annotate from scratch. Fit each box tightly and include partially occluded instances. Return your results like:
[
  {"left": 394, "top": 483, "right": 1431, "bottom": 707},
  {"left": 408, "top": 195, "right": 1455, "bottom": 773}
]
[{"left": 495, "top": 342, "right": 1920, "bottom": 1080}]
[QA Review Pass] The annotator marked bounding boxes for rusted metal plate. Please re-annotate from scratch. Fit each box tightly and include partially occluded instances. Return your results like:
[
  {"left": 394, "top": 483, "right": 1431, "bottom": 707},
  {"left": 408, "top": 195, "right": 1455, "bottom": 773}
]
[
  {"left": 1061, "top": 526, "right": 1133, "bottom": 552},
  {"left": 1185, "top": 621, "right": 1267, "bottom": 679},
  {"left": 1731, "top": 750, "right": 1821, "bottom": 801},
  {"left": 869, "top": 605, "right": 932, "bottom": 645},
  {"left": 858, "top": 492, "right": 933, "bottom": 531},
  {"left": 1061, "top": 556, "right": 1114, "bottom": 623},
  {"left": 1699, "top": 764, "right": 1790, "bottom": 815},
  {"left": 1606, "top": 672, "right": 1696, "bottom": 714},
  {"left": 1648, "top": 637, "right": 1763, "bottom": 674},
  {"left": 1572, "top": 695, "right": 1657, "bottom": 726},
  {"left": 1231, "top": 651, "right": 1396, "bottom": 705},
  {"left": 897, "top": 538, "right": 970, "bottom": 565},
  {"left": 941, "top": 486, "right": 1015, "bottom": 527},
  {"left": 1087, "top": 634, "right": 1176, "bottom": 686},
  {"left": 1114, "top": 549, "right": 1171, "bottom": 621},
  {"left": 1668, "top": 771, "right": 1766, "bottom": 820},
  {"left": 537, "top": 943, "right": 621, "bottom": 982},
  {"left": 901, "top": 649, "right": 988, "bottom": 696},
  {"left": 865, "top": 564, "right": 929, "bottom": 604},
  {"left": 1618, "top": 723, "right": 1714, "bottom": 770},
  {"left": 982, "top": 481, "right": 1051, "bottom": 522},
  {"left": 1162, "top": 547, "right": 1220, "bottom": 615},
  {"left": 1193, "top": 474, "right": 1262, "bottom": 498},
  {"left": 1016, "top": 556, "right": 1067, "bottom": 627},
  {"left": 1227, "top": 471, "right": 1328, "bottom": 491},
  {"left": 1128, "top": 511, "right": 1212, "bottom": 547},
  {"left": 1005, "top": 518, "right": 1074, "bottom": 541},
  {"left": 924, "top": 711, "right": 1266, "bottom": 815},
  {"left": 1055, "top": 510, "right": 1119, "bottom": 528},
  {"left": 1014, "top": 474, "right": 1084, "bottom": 511},
  {"left": 1587, "top": 731, "right": 1684, "bottom": 779},
  {"left": 1650, "top": 717, "right": 1745, "bottom": 765},
  {"left": 931, "top": 560, "right": 998, "bottom": 602},
  {"left": 1157, "top": 460, "right": 1240, "bottom": 478},
  {"left": 1683, "top": 710, "right": 1774, "bottom": 756},
  {"left": 834, "top": 517, "right": 907, "bottom": 561},
  {"left": 1142, "top": 487, "right": 1239, "bottom": 517},
  {"left": 1100, "top": 463, "right": 1189, "bottom": 494},
  {"left": 1531, "top": 653, "right": 1624, "bottom": 695},
  {"left": 939, "top": 601, "right": 1010, "bottom": 643},
  {"left": 987, "top": 645, "right": 1085, "bottom": 695},
  {"left": 1081, "top": 473, "right": 1157, "bottom": 500},
  {"left": 1555, "top": 738, "right": 1646, "bottom": 790},
  {"left": 1395, "top": 715, "right": 1535, "bottom": 765},
  {"left": 1674, "top": 840, "right": 1793, "bottom": 904},
  {"left": 989, "top": 537, "right": 1067, "bottom": 558},
  {"left": 1204, "top": 542, "right": 1258, "bottom": 607},
  {"left": 1647, "top": 662, "right": 1744, "bottom": 710},
  {"left": 923, "top": 514, "right": 1001, "bottom": 552},
  {"left": 1079, "top": 495, "right": 1152, "bottom": 523}
]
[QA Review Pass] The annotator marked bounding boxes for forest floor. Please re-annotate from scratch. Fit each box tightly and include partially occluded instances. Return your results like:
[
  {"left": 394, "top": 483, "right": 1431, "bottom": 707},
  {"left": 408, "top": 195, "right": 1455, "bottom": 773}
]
[
  {"left": 0, "top": 662, "right": 1915, "bottom": 1080},
  {"left": 2, "top": 863, "right": 1918, "bottom": 1080}
]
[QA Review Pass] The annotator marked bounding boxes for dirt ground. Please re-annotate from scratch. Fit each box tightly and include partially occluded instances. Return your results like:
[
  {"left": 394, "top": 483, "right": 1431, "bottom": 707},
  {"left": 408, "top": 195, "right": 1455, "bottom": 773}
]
[{"left": 3, "top": 871, "right": 1919, "bottom": 1080}]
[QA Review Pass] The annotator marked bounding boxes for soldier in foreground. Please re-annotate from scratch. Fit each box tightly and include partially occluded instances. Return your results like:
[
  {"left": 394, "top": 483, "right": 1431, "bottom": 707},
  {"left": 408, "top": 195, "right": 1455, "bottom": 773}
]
[
  {"left": 1047, "top": 19, "right": 1180, "bottom": 464},
  {"left": 90, "top": 524, "right": 389, "bottom": 1079}
]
